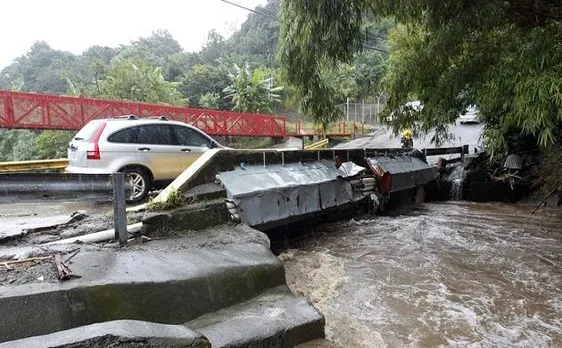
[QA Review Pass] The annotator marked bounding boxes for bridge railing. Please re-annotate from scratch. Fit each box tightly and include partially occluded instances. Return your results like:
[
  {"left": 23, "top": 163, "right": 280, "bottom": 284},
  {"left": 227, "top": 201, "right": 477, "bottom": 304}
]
[
  {"left": 421, "top": 145, "right": 470, "bottom": 164},
  {"left": 0, "top": 90, "right": 286, "bottom": 137},
  {"left": 1, "top": 90, "right": 383, "bottom": 138}
]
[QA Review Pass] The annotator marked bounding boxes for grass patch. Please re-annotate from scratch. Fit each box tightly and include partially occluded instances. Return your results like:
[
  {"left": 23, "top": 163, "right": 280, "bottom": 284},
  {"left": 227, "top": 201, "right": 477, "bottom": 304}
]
[{"left": 147, "top": 189, "right": 185, "bottom": 211}]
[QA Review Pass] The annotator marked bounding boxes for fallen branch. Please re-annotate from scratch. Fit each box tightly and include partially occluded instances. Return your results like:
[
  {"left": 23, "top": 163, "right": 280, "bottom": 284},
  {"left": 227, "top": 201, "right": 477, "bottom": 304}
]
[
  {"left": 64, "top": 248, "right": 81, "bottom": 263},
  {"left": 532, "top": 187, "right": 558, "bottom": 215},
  {"left": 3, "top": 256, "right": 52, "bottom": 265},
  {"left": 487, "top": 172, "right": 522, "bottom": 182},
  {"left": 54, "top": 254, "right": 72, "bottom": 281}
]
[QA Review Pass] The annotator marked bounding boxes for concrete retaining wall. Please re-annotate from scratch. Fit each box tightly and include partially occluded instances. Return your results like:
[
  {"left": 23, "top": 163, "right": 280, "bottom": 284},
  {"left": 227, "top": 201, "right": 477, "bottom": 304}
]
[
  {"left": 142, "top": 199, "right": 231, "bottom": 236},
  {"left": 0, "top": 242, "right": 284, "bottom": 343}
]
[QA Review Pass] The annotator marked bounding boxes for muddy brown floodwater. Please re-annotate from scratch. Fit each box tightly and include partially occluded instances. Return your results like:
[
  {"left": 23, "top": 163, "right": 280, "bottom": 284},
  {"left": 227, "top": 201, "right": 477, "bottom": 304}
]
[{"left": 280, "top": 202, "right": 562, "bottom": 347}]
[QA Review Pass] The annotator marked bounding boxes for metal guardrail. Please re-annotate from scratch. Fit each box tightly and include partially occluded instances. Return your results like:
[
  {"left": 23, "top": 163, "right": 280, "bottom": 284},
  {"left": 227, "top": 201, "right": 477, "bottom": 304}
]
[
  {"left": 304, "top": 139, "right": 329, "bottom": 150},
  {"left": 0, "top": 173, "right": 129, "bottom": 203},
  {"left": 0, "top": 159, "right": 68, "bottom": 173},
  {"left": 421, "top": 145, "right": 469, "bottom": 157}
]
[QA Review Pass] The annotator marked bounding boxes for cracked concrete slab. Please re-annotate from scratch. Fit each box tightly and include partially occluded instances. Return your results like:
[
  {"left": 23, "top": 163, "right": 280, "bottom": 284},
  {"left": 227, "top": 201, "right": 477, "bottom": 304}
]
[
  {"left": 0, "top": 214, "right": 74, "bottom": 242},
  {"left": 0, "top": 320, "right": 210, "bottom": 348}
]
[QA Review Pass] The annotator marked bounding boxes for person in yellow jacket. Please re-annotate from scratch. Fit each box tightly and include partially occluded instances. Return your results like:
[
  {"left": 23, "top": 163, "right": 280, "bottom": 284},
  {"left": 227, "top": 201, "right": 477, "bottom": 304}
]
[{"left": 400, "top": 129, "right": 414, "bottom": 148}]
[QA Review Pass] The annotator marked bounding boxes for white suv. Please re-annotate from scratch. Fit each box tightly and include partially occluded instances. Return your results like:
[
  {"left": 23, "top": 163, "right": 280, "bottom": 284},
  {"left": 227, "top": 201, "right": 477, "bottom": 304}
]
[{"left": 66, "top": 115, "right": 222, "bottom": 202}]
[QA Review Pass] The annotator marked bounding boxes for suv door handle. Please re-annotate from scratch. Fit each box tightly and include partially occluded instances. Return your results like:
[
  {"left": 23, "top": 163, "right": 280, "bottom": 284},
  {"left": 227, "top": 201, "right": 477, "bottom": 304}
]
[
  {"left": 138, "top": 147, "right": 151, "bottom": 152},
  {"left": 181, "top": 148, "right": 191, "bottom": 152}
]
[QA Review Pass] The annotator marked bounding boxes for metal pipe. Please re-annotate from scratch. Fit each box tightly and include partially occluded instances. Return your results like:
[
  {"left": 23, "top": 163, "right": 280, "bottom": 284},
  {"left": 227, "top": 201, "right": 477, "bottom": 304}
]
[{"left": 42, "top": 223, "right": 143, "bottom": 246}]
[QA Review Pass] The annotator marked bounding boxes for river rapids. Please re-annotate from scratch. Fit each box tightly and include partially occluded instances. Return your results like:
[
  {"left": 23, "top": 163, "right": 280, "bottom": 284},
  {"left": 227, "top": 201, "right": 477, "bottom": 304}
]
[{"left": 280, "top": 202, "right": 562, "bottom": 347}]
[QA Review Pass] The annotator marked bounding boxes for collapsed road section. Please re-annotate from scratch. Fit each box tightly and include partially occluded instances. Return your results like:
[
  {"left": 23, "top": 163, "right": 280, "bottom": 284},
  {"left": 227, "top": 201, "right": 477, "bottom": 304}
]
[
  {"left": 216, "top": 152, "right": 437, "bottom": 230},
  {"left": 217, "top": 159, "right": 368, "bottom": 229}
]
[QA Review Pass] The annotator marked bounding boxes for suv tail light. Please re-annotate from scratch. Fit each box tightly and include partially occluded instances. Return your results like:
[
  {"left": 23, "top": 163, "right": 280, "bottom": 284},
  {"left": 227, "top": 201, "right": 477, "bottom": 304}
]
[{"left": 86, "top": 122, "right": 107, "bottom": 160}]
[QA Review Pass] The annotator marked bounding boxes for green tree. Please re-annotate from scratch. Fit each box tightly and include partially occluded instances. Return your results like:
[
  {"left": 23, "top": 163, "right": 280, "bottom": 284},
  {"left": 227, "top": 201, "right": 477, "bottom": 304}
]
[
  {"left": 279, "top": 0, "right": 562, "bottom": 150},
  {"left": 163, "top": 52, "right": 195, "bottom": 82},
  {"left": 354, "top": 50, "right": 388, "bottom": 99},
  {"left": 229, "top": 0, "right": 281, "bottom": 66},
  {"left": 199, "top": 92, "right": 221, "bottom": 109},
  {"left": 0, "top": 130, "right": 38, "bottom": 161},
  {"left": 116, "top": 30, "right": 183, "bottom": 68},
  {"left": 0, "top": 41, "right": 76, "bottom": 93},
  {"left": 179, "top": 64, "right": 231, "bottom": 108},
  {"left": 36, "top": 130, "right": 74, "bottom": 159},
  {"left": 321, "top": 64, "right": 358, "bottom": 100},
  {"left": 198, "top": 30, "right": 229, "bottom": 65},
  {"left": 223, "top": 63, "right": 283, "bottom": 114},
  {"left": 97, "top": 57, "right": 184, "bottom": 105}
]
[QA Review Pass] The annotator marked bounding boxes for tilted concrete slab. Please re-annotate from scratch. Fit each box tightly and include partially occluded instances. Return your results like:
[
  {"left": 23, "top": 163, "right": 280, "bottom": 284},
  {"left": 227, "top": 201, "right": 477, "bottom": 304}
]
[
  {"left": 0, "top": 320, "right": 210, "bottom": 348},
  {"left": 0, "top": 226, "right": 285, "bottom": 343},
  {"left": 0, "top": 214, "right": 74, "bottom": 242},
  {"left": 186, "top": 286, "right": 325, "bottom": 348}
]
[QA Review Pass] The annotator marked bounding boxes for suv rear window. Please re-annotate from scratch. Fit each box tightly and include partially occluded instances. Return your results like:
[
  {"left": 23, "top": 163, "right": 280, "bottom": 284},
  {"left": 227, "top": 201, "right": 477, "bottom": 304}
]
[
  {"left": 137, "top": 125, "right": 174, "bottom": 145},
  {"left": 74, "top": 121, "right": 102, "bottom": 141}
]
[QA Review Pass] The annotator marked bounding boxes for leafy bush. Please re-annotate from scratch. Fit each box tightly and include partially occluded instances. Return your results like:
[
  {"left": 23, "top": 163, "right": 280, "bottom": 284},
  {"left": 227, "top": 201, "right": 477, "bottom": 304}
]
[{"left": 36, "top": 130, "right": 74, "bottom": 159}]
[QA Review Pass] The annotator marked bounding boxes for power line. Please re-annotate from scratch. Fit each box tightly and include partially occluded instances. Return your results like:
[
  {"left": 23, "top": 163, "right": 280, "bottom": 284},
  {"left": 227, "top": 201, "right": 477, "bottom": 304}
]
[
  {"left": 220, "top": 0, "right": 277, "bottom": 18},
  {"left": 220, "top": 0, "right": 388, "bottom": 54}
]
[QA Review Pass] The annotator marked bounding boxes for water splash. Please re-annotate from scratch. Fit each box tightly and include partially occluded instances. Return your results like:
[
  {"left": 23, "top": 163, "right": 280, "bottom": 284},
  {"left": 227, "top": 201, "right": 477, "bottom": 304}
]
[{"left": 448, "top": 165, "right": 465, "bottom": 200}]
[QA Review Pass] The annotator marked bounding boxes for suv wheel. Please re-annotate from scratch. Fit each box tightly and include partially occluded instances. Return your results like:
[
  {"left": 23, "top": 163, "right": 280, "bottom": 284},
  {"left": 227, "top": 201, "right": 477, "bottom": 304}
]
[{"left": 123, "top": 168, "right": 150, "bottom": 203}]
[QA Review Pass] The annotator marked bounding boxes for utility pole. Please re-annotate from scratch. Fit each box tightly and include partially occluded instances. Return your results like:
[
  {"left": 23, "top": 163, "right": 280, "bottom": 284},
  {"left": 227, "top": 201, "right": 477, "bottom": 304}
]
[
  {"left": 369, "top": 99, "right": 372, "bottom": 124},
  {"left": 362, "top": 99, "right": 365, "bottom": 124},
  {"left": 346, "top": 97, "right": 350, "bottom": 122}
]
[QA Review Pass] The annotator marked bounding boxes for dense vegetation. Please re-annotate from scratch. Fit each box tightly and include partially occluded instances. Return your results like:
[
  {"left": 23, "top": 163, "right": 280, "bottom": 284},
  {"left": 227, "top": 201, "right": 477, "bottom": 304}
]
[
  {"left": 279, "top": 0, "right": 562, "bottom": 190},
  {"left": 0, "top": 0, "right": 389, "bottom": 160},
  {"left": 279, "top": 1, "right": 562, "bottom": 150}
]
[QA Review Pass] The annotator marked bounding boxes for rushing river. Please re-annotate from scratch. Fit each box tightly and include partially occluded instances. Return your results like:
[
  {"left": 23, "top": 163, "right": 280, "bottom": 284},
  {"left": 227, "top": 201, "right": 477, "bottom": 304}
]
[{"left": 280, "top": 202, "right": 562, "bottom": 347}]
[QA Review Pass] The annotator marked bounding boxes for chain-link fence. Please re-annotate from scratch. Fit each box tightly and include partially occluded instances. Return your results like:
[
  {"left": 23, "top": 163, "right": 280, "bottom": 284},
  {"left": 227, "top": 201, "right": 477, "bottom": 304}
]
[{"left": 337, "top": 96, "right": 387, "bottom": 125}]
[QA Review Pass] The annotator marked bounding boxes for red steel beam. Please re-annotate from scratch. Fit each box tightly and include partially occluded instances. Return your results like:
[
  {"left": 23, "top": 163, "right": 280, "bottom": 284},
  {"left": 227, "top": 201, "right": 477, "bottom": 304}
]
[{"left": 0, "top": 90, "right": 288, "bottom": 137}]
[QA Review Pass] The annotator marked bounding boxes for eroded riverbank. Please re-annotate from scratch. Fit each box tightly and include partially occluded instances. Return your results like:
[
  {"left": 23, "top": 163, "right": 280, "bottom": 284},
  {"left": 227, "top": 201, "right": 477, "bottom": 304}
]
[{"left": 281, "top": 202, "right": 562, "bottom": 347}]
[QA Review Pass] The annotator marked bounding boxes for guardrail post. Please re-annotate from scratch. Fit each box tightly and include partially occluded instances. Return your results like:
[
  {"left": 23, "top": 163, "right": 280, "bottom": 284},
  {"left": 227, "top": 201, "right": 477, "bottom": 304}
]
[
  {"left": 462, "top": 144, "right": 469, "bottom": 161},
  {"left": 112, "top": 173, "right": 127, "bottom": 245}
]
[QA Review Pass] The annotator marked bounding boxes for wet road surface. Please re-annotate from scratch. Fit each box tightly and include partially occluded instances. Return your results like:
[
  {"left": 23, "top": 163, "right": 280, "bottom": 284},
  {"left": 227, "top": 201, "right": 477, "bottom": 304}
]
[
  {"left": 0, "top": 199, "right": 111, "bottom": 240},
  {"left": 334, "top": 123, "right": 483, "bottom": 163},
  {"left": 281, "top": 202, "right": 562, "bottom": 347}
]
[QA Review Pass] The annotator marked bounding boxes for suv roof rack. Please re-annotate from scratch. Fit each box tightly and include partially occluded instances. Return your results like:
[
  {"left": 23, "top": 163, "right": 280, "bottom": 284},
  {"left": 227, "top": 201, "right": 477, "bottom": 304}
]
[
  {"left": 145, "top": 115, "right": 169, "bottom": 121},
  {"left": 112, "top": 115, "right": 138, "bottom": 120}
]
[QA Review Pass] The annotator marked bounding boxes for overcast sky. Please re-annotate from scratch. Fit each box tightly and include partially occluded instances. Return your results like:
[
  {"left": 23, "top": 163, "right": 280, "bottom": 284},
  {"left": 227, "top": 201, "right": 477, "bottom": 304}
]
[{"left": 0, "top": 0, "right": 267, "bottom": 68}]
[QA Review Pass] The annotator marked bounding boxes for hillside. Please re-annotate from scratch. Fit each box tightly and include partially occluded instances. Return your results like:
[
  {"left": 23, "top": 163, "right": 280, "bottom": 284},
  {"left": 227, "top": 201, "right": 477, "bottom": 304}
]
[{"left": 0, "top": 0, "right": 390, "bottom": 161}]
